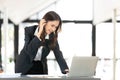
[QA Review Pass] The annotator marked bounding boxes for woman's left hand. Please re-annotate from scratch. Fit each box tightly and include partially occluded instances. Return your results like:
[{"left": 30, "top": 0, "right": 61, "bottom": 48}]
[{"left": 64, "top": 69, "right": 69, "bottom": 74}]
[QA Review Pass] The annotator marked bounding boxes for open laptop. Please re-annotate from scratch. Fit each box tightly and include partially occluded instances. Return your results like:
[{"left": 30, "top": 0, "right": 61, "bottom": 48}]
[{"left": 67, "top": 56, "right": 99, "bottom": 77}]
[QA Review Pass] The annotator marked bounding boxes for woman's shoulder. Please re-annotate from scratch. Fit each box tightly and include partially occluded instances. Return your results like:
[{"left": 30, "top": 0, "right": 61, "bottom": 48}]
[
  {"left": 24, "top": 25, "right": 38, "bottom": 35},
  {"left": 25, "top": 25, "right": 38, "bottom": 31},
  {"left": 25, "top": 25, "right": 38, "bottom": 30}
]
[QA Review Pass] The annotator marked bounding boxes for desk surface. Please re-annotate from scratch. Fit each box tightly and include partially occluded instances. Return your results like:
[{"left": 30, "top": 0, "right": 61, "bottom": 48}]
[{"left": 0, "top": 75, "right": 101, "bottom": 80}]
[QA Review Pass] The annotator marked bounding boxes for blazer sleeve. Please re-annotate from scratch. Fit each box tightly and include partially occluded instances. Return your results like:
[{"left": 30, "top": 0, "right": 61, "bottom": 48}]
[
  {"left": 15, "top": 26, "right": 45, "bottom": 74},
  {"left": 22, "top": 26, "right": 42, "bottom": 62},
  {"left": 53, "top": 41, "right": 69, "bottom": 74}
]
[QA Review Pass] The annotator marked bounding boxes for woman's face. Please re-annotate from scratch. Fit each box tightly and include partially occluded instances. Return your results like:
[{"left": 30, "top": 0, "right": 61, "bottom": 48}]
[{"left": 45, "top": 20, "right": 59, "bottom": 35}]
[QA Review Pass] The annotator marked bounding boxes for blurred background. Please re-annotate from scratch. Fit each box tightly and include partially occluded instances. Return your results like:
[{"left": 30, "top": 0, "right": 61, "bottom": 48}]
[{"left": 0, "top": 0, "right": 120, "bottom": 80}]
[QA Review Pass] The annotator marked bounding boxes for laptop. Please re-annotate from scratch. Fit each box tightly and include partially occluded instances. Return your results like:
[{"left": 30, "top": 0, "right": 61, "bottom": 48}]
[{"left": 67, "top": 56, "right": 99, "bottom": 77}]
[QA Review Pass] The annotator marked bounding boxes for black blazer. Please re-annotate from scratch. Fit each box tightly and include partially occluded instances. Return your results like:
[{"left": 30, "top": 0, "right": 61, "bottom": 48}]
[{"left": 15, "top": 25, "right": 69, "bottom": 75}]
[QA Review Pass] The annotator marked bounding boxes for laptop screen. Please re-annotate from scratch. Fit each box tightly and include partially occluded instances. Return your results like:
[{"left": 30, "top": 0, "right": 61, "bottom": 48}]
[{"left": 67, "top": 56, "right": 99, "bottom": 77}]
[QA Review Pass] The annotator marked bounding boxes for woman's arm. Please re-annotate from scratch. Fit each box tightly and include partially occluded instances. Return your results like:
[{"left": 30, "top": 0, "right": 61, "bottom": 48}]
[
  {"left": 53, "top": 41, "right": 69, "bottom": 74},
  {"left": 22, "top": 26, "right": 42, "bottom": 62}
]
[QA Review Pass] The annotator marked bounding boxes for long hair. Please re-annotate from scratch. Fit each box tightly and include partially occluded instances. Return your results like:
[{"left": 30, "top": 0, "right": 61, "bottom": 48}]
[{"left": 40, "top": 11, "right": 62, "bottom": 50}]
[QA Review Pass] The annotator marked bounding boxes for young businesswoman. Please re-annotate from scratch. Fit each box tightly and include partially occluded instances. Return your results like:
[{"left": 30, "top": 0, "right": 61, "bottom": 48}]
[{"left": 15, "top": 11, "right": 69, "bottom": 75}]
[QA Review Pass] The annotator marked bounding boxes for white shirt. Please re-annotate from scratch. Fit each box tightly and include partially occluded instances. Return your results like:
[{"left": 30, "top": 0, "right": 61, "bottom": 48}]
[{"left": 34, "top": 27, "right": 49, "bottom": 61}]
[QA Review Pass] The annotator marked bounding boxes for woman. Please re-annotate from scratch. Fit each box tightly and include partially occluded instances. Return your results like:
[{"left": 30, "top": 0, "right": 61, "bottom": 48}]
[{"left": 15, "top": 11, "right": 69, "bottom": 75}]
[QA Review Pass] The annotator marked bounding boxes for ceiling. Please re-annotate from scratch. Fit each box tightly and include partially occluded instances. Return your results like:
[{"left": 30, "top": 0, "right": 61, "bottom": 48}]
[
  {"left": 0, "top": 0, "right": 57, "bottom": 25},
  {"left": 93, "top": 0, "right": 120, "bottom": 25}
]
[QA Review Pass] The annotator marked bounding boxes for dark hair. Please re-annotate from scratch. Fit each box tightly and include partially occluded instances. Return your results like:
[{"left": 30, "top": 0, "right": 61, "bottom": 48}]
[{"left": 40, "top": 11, "right": 62, "bottom": 50}]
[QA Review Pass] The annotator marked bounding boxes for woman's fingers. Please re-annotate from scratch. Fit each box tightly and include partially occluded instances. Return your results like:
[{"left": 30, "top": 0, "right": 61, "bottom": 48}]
[{"left": 38, "top": 19, "right": 47, "bottom": 34}]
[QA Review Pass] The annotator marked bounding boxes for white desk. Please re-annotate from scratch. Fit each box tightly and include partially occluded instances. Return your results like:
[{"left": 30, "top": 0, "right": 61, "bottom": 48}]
[{"left": 0, "top": 76, "right": 101, "bottom": 80}]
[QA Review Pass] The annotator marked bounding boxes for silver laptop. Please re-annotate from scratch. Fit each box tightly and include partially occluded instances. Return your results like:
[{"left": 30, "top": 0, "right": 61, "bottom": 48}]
[{"left": 67, "top": 56, "right": 99, "bottom": 77}]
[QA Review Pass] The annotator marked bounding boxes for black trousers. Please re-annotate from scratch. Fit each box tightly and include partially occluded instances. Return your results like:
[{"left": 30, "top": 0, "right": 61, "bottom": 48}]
[{"left": 26, "top": 61, "right": 48, "bottom": 74}]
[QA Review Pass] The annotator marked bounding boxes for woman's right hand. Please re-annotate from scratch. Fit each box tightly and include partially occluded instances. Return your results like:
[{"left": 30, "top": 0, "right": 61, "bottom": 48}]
[{"left": 36, "top": 19, "right": 47, "bottom": 38}]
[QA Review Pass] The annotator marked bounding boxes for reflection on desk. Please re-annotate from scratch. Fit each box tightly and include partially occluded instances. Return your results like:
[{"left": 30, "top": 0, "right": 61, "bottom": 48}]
[{"left": 0, "top": 74, "right": 101, "bottom": 80}]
